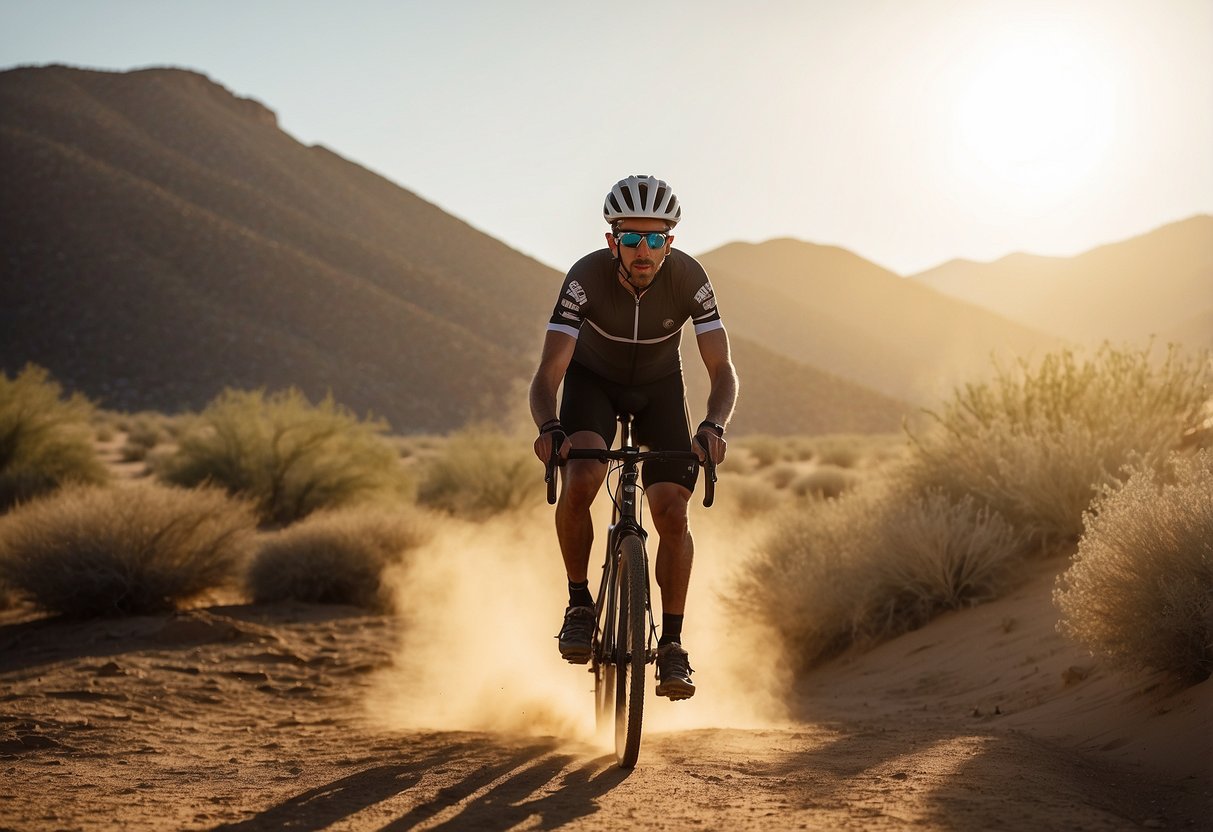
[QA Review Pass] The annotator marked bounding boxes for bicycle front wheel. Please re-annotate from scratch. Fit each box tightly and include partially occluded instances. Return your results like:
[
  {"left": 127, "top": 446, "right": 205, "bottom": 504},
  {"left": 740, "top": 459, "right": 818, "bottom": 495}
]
[{"left": 614, "top": 533, "right": 648, "bottom": 768}]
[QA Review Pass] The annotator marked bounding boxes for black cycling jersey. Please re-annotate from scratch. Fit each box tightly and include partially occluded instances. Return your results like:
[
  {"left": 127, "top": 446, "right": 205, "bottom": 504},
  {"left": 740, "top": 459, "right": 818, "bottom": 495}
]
[{"left": 547, "top": 248, "right": 724, "bottom": 386}]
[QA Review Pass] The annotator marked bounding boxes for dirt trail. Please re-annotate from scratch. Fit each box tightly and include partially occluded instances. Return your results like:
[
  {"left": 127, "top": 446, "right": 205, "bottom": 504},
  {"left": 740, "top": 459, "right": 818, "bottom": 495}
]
[
  {"left": 2, "top": 451, "right": 1206, "bottom": 829},
  {"left": 1, "top": 594, "right": 1206, "bottom": 831}
]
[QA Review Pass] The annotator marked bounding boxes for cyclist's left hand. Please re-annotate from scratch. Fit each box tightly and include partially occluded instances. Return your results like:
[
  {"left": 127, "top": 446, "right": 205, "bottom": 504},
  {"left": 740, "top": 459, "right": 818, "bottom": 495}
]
[{"left": 693, "top": 429, "right": 727, "bottom": 465}]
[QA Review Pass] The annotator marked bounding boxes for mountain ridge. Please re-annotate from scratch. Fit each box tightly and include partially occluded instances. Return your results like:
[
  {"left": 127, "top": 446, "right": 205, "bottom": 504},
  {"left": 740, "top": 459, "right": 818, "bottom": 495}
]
[
  {"left": 1, "top": 64, "right": 909, "bottom": 435},
  {"left": 910, "top": 215, "right": 1213, "bottom": 345}
]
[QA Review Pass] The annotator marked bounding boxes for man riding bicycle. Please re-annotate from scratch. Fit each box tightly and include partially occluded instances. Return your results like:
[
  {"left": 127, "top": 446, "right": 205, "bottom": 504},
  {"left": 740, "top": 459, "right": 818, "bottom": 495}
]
[{"left": 529, "top": 175, "right": 739, "bottom": 700}]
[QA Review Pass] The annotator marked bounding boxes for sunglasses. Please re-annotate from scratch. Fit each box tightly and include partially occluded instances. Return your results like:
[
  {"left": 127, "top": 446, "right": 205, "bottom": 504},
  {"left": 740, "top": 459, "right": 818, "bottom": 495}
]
[{"left": 614, "top": 231, "right": 670, "bottom": 249}]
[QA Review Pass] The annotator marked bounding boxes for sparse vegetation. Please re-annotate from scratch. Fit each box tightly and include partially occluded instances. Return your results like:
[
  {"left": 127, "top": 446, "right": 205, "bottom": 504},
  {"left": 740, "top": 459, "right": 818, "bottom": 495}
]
[
  {"left": 0, "top": 365, "right": 109, "bottom": 511},
  {"left": 0, "top": 482, "right": 256, "bottom": 617},
  {"left": 415, "top": 426, "right": 541, "bottom": 518},
  {"left": 789, "top": 465, "right": 860, "bottom": 499},
  {"left": 1055, "top": 450, "right": 1213, "bottom": 684},
  {"left": 732, "top": 344, "right": 1210, "bottom": 672},
  {"left": 157, "top": 388, "right": 411, "bottom": 525},
  {"left": 732, "top": 479, "right": 1026, "bottom": 670},
  {"left": 248, "top": 505, "right": 432, "bottom": 610},
  {"left": 904, "top": 344, "right": 1210, "bottom": 547},
  {"left": 119, "top": 412, "right": 176, "bottom": 462}
]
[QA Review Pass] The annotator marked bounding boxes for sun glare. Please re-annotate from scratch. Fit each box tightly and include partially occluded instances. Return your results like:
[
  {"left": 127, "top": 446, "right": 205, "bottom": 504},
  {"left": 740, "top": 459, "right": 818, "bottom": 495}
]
[{"left": 952, "top": 32, "right": 1117, "bottom": 201}]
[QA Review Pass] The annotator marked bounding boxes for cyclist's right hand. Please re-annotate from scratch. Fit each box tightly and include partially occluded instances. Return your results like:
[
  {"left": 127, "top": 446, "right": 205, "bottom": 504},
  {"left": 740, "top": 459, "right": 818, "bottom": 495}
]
[{"left": 534, "top": 421, "right": 568, "bottom": 465}]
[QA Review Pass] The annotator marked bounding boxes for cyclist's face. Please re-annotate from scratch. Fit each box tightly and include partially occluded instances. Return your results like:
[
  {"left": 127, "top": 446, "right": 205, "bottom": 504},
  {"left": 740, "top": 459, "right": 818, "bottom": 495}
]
[{"left": 607, "top": 217, "right": 674, "bottom": 288}]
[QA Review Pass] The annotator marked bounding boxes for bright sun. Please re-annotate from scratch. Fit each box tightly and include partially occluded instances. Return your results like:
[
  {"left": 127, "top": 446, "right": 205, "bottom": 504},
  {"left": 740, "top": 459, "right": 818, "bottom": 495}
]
[{"left": 952, "top": 33, "right": 1117, "bottom": 202}]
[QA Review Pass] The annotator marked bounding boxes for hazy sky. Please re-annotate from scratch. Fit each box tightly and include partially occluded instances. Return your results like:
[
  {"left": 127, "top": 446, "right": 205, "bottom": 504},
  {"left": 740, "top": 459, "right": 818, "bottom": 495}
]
[{"left": 3, "top": 0, "right": 1210, "bottom": 275}]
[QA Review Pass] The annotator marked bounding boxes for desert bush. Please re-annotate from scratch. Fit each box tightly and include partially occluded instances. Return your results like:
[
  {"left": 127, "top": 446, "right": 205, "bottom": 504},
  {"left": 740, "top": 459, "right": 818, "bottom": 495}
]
[
  {"left": 905, "top": 344, "right": 1210, "bottom": 548},
  {"left": 1055, "top": 450, "right": 1213, "bottom": 684},
  {"left": 0, "top": 482, "right": 256, "bottom": 617},
  {"left": 731, "top": 477, "right": 1026, "bottom": 670},
  {"left": 415, "top": 426, "right": 541, "bottom": 518},
  {"left": 248, "top": 505, "right": 431, "bottom": 610},
  {"left": 737, "top": 435, "right": 784, "bottom": 469},
  {"left": 120, "top": 412, "right": 173, "bottom": 462},
  {"left": 0, "top": 365, "right": 109, "bottom": 511},
  {"left": 724, "top": 473, "right": 789, "bottom": 517},
  {"left": 790, "top": 464, "right": 860, "bottom": 499},
  {"left": 765, "top": 463, "right": 801, "bottom": 491},
  {"left": 157, "top": 388, "right": 411, "bottom": 525}
]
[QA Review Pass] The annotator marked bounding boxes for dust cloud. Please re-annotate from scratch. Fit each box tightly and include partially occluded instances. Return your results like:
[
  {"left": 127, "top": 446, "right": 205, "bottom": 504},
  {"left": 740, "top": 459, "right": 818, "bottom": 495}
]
[{"left": 366, "top": 486, "right": 790, "bottom": 748}]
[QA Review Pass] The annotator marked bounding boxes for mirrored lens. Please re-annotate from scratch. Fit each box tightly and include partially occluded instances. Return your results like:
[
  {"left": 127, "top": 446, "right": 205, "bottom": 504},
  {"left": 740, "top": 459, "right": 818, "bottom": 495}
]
[{"left": 618, "top": 232, "right": 667, "bottom": 248}]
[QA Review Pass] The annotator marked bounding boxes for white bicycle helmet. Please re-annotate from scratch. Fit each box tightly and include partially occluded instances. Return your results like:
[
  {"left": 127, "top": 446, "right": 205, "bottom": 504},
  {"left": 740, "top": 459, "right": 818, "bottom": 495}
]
[{"left": 603, "top": 175, "right": 681, "bottom": 227}]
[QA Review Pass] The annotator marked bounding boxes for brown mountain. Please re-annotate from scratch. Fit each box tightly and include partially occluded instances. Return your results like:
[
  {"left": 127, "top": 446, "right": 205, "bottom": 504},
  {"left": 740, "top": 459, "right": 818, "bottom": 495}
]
[
  {"left": 911, "top": 216, "right": 1213, "bottom": 347},
  {"left": 697, "top": 240, "right": 1060, "bottom": 403},
  {"left": 0, "top": 65, "right": 906, "bottom": 435},
  {"left": 1, "top": 64, "right": 558, "bottom": 431}
]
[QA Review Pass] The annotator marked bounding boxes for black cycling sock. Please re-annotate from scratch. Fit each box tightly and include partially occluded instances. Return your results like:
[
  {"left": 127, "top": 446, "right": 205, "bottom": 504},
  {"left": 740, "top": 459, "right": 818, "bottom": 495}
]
[
  {"left": 659, "top": 613, "right": 684, "bottom": 646},
  {"left": 568, "top": 580, "right": 594, "bottom": 609}
]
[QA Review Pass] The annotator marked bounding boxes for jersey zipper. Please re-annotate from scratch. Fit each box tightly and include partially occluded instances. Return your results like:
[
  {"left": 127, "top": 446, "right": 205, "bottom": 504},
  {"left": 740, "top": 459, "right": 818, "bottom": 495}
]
[{"left": 628, "top": 292, "right": 641, "bottom": 385}]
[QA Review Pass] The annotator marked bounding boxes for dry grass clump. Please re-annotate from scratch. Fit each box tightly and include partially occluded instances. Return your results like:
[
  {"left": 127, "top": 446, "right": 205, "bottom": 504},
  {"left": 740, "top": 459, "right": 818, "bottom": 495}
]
[
  {"left": 735, "top": 433, "right": 904, "bottom": 476},
  {"left": 1055, "top": 450, "right": 1213, "bottom": 684},
  {"left": 248, "top": 505, "right": 432, "bottom": 611},
  {"left": 415, "top": 426, "right": 541, "bottom": 518},
  {"left": 905, "top": 344, "right": 1210, "bottom": 548},
  {"left": 119, "top": 411, "right": 180, "bottom": 462},
  {"left": 0, "top": 365, "right": 108, "bottom": 511},
  {"left": 723, "top": 473, "right": 790, "bottom": 517},
  {"left": 0, "top": 482, "right": 256, "bottom": 617},
  {"left": 789, "top": 465, "right": 861, "bottom": 499},
  {"left": 732, "top": 478, "right": 1026, "bottom": 670},
  {"left": 157, "top": 388, "right": 411, "bottom": 526}
]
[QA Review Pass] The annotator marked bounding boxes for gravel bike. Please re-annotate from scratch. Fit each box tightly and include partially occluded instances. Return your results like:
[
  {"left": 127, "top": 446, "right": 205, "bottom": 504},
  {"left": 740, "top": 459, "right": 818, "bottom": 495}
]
[{"left": 545, "top": 410, "right": 716, "bottom": 768}]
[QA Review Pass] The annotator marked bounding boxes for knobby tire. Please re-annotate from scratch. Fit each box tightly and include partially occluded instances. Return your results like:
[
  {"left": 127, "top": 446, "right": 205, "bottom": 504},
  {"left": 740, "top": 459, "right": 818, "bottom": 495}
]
[
  {"left": 594, "top": 577, "right": 616, "bottom": 736},
  {"left": 614, "top": 534, "right": 647, "bottom": 768}
]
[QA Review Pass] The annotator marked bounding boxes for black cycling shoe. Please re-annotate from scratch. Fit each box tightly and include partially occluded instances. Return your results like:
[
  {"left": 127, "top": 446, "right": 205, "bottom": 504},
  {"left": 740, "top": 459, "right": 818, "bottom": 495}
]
[
  {"left": 655, "top": 642, "right": 695, "bottom": 700},
  {"left": 557, "top": 605, "right": 594, "bottom": 664}
]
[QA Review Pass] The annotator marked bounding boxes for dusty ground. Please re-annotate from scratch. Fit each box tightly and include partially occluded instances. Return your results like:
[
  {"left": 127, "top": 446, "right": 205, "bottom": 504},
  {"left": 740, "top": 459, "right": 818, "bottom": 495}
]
[
  {"left": 1, "top": 558, "right": 1208, "bottom": 831},
  {"left": 0, "top": 437, "right": 1208, "bottom": 830}
]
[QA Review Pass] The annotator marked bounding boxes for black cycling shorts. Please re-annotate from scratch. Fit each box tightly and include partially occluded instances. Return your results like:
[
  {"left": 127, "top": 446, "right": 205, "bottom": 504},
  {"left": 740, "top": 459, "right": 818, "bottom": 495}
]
[{"left": 559, "top": 360, "right": 698, "bottom": 492}]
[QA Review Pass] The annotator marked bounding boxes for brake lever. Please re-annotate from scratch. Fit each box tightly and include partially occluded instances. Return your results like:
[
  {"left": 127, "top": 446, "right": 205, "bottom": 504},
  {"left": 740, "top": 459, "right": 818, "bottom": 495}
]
[{"left": 694, "top": 434, "right": 717, "bottom": 508}]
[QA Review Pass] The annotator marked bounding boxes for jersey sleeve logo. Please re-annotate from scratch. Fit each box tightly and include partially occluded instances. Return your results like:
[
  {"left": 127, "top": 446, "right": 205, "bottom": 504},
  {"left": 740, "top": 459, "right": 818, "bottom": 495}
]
[
  {"left": 693, "top": 283, "right": 716, "bottom": 311},
  {"left": 566, "top": 280, "right": 588, "bottom": 305},
  {"left": 560, "top": 298, "right": 581, "bottom": 312}
]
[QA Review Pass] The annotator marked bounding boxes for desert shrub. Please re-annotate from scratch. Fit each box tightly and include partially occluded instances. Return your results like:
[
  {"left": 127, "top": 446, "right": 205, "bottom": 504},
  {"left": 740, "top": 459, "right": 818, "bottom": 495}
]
[
  {"left": 0, "top": 482, "right": 256, "bottom": 617},
  {"left": 120, "top": 412, "right": 173, "bottom": 462},
  {"left": 0, "top": 365, "right": 108, "bottom": 511},
  {"left": 765, "top": 463, "right": 801, "bottom": 490},
  {"left": 737, "top": 435, "right": 783, "bottom": 469},
  {"left": 790, "top": 464, "right": 860, "bottom": 499},
  {"left": 725, "top": 473, "right": 788, "bottom": 517},
  {"left": 1055, "top": 450, "right": 1213, "bottom": 684},
  {"left": 93, "top": 413, "right": 118, "bottom": 443},
  {"left": 248, "top": 505, "right": 431, "bottom": 610},
  {"left": 731, "top": 476, "right": 1026, "bottom": 670},
  {"left": 415, "top": 426, "right": 541, "bottom": 518},
  {"left": 157, "top": 388, "right": 411, "bottom": 525},
  {"left": 905, "top": 344, "right": 1210, "bottom": 548}
]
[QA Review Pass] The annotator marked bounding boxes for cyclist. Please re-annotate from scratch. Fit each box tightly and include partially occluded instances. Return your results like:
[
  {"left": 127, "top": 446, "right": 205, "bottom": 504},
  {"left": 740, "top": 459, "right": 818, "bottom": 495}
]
[{"left": 529, "top": 175, "right": 738, "bottom": 700}]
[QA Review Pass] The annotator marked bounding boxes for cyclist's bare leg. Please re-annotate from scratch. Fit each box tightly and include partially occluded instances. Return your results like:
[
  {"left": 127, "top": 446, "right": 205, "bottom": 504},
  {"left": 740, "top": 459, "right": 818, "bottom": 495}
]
[
  {"left": 555, "top": 430, "right": 608, "bottom": 583},
  {"left": 647, "top": 482, "right": 694, "bottom": 615}
]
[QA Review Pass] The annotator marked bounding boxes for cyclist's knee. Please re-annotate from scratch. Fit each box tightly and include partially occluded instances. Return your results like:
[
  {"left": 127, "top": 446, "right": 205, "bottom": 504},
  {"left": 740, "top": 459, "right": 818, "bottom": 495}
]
[
  {"left": 648, "top": 484, "right": 691, "bottom": 536},
  {"left": 561, "top": 462, "right": 605, "bottom": 509}
]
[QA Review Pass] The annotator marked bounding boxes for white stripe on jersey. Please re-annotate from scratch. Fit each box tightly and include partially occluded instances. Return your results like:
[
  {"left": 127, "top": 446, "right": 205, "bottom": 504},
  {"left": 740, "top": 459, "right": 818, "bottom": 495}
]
[{"left": 586, "top": 319, "right": 682, "bottom": 346}]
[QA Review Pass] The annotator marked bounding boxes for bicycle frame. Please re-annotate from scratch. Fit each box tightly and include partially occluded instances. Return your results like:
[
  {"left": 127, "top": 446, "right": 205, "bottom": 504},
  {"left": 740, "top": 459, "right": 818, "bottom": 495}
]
[{"left": 544, "top": 410, "right": 716, "bottom": 765}]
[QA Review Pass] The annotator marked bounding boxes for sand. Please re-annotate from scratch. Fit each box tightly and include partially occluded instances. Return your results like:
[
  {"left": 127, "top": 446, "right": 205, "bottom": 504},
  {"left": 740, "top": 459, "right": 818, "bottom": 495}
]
[
  {"left": 2, "top": 550, "right": 1208, "bottom": 830},
  {"left": 1, "top": 442, "right": 1209, "bottom": 829}
]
